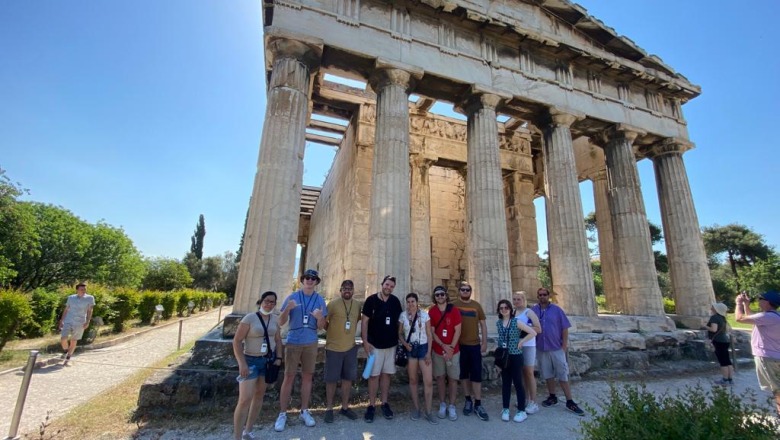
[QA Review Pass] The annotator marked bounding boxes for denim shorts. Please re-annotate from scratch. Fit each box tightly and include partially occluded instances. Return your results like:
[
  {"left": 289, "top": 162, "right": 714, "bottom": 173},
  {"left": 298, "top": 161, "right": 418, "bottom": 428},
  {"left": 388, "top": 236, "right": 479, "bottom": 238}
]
[
  {"left": 241, "top": 354, "right": 269, "bottom": 381},
  {"left": 409, "top": 343, "right": 429, "bottom": 359}
]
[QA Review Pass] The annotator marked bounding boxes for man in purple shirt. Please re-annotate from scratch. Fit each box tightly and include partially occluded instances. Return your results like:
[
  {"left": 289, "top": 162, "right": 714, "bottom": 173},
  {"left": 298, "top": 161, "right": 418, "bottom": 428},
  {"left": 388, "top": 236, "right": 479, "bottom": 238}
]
[
  {"left": 736, "top": 289, "right": 780, "bottom": 416},
  {"left": 530, "top": 287, "right": 584, "bottom": 416}
]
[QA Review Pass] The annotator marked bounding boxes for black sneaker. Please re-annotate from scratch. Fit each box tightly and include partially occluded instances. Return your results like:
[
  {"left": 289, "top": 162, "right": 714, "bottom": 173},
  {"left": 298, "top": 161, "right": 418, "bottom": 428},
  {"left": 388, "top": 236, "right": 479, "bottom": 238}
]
[
  {"left": 324, "top": 409, "right": 334, "bottom": 424},
  {"left": 566, "top": 400, "right": 585, "bottom": 416},
  {"left": 463, "top": 399, "right": 473, "bottom": 416},
  {"left": 542, "top": 395, "right": 558, "bottom": 407},
  {"left": 339, "top": 407, "right": 358, "bottom": 420},
  {"left": 364, "top": 405, "right": 375, "bottom": 423},
  {"left": 381, "top": 402, "right": 394, "bottom": 420},
  {"left": 475, "top": 405, "right": 489, "bottom": 421}
]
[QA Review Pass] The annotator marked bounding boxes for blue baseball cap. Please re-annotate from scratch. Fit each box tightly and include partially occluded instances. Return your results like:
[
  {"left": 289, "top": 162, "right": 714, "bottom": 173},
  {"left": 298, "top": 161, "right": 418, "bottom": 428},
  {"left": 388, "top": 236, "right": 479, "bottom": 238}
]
[{"left": 760, "top": 290, "right": 780, "bottom": 307}]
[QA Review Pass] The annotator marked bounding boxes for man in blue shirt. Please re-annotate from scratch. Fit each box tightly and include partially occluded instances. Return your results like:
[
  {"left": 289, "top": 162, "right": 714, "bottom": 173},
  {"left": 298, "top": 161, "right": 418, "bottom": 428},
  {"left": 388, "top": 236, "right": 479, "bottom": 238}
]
[
  {"left": 531, "top": 287, "right": 584, "bottom": 416},
  {"left": 274, "top": 269, "right": 328, "bottom": 432}
]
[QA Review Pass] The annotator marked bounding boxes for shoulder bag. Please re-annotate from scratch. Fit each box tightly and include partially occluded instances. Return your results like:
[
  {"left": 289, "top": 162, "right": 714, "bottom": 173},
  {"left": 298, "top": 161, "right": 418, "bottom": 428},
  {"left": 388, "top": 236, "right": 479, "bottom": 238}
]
[
  {"left": 257, "top": 312, "right": 280, "bottom": 384},
  {"left": 494, "top": 321, "right": 510, "bottom": 369},
  {"left": 395, "top": 312, "right": 418, "bottom": 367}
]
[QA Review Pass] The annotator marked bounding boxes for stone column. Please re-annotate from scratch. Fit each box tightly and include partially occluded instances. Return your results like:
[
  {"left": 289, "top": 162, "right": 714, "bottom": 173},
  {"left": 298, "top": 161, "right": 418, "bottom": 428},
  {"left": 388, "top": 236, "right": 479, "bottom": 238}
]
[
  {"left": 647, "top": 138, "right": 714, "bottom": 319},
  {"left": 459, "top": 90, "right": 512, "bottom": 307},
  {"left": 505, "top": 171, "right": 540, "bottom": 294},
  {"left": 541, "top": 109, "right": 596, "bottom": 316},
  {"left": 233, "top": 36, "right": 322, "bottom": 315},
  {"left": 592, "top": 169, "right": 621, "bottom": 312},
  {"left": 602, "top": 126, "right": 664, "bottom": 316},
  {"left": 410, "top": 154, "right": 434, "bottom": 302},
  {"left": 366, "top": 62, "right": 421, "bottom": 296}
]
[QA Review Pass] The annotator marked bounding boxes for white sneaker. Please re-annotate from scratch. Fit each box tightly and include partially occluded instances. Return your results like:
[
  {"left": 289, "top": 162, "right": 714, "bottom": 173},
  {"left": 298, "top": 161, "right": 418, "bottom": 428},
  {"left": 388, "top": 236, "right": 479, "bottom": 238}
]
[
  {"left": 274, "top": 412, "right": 287, "bottom": 432},
  {"left": 526, "top": 401, "right": 539, "bottom": 415},
  {"left": 447, "top": 404, "right": 458, "bottom": 421},
  {"left": 300, "top": 409, "right": 316, "bottom": 427},
  {"left": 437, "top": 402, "right": 447, "bottom": 419},
  {"left": 501, "top": 408, "right": 510, "bottom": 422},
  {"left": 513, "top": 411, "right": 528, "bottom": 423},
  {"left": 241, "top": 430, "right": 256, "bottom": 440}
]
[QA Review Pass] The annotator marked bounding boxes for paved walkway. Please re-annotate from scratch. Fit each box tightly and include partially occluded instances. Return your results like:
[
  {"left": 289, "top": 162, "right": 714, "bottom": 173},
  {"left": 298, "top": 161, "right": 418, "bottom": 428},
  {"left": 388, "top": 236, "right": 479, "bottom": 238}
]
[{"left": 0, "top": 306, "right": 231, "bottom": 437}]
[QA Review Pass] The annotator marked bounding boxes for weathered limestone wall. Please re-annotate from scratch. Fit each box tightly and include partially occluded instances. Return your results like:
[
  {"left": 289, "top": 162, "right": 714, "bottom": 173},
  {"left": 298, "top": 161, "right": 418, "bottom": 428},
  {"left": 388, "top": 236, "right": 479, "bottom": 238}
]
[
  {"left": 306, "top": 120, "right": 372, "bottom": 300},
  {"left": 429, "top": 166, "right": 467, "bottom": 299}
]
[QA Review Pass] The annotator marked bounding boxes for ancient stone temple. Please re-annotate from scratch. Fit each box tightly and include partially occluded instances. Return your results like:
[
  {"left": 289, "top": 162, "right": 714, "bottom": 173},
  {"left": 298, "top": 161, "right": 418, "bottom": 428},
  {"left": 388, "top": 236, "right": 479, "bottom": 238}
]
[{"left": 233, "top": 0, "right": 715, "bottom": 330}]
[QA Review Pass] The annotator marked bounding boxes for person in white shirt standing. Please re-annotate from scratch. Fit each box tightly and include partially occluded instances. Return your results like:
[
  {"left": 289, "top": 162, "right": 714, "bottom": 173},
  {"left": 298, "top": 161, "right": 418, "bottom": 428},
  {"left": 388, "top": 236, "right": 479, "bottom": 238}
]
[{"left": 58, "top": 282, "right": 95, "bottom": 365}]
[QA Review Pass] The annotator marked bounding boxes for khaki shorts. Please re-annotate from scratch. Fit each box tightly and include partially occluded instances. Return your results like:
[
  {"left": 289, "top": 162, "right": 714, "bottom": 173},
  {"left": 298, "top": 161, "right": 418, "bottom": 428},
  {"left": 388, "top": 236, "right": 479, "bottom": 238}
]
[
  {"left": 432, "top": 351, "right": 460, "bottom": 380},
  {"left": 370, "top": 347, "right": 397, "bottom": 376},
  {"left": 755, "top": 356, "right": 780, "bottom": 395},
  {"left": 60, "top": 322, "right": 85, "bottom": 340},
  {"left": 284, "top": 342, "right": 318, "bottom": 374},
  {"left": 538, "top": 349, "right": 569, "bottom": 382}
]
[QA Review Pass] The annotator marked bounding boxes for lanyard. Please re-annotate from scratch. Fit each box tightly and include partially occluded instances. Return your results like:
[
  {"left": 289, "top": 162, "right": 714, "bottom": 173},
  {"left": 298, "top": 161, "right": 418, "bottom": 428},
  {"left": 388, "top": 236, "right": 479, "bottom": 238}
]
[
  {"left": 342, "top": 298, "right": 353, "bottom": 324},
  {"left": 299, "top": 291, "right": 315, "bottom": 315}
]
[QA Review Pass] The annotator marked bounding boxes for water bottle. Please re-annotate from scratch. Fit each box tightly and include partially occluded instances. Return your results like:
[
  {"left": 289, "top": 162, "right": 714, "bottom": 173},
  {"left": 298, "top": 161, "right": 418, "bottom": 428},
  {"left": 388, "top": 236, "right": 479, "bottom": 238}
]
[{"left": 362, "top": 351, "right": 376, "bottom": 380}]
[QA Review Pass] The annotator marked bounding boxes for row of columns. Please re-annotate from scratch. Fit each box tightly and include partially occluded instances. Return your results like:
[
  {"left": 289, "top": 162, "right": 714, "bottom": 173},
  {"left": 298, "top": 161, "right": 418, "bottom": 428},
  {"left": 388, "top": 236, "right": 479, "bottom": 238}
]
[{"left": 235, "top": 36, "right": 713, "bottom": 320}]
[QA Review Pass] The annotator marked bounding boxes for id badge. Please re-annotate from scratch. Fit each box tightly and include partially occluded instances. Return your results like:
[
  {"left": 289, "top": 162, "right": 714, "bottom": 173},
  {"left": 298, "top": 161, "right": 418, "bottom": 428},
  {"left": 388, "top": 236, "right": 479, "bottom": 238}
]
[
  {"left": 303, "top": 315, "right": 310, "bottom": 325},
  {"left": 502, "top": 343, "right": 507, "bottom": 348},
  {"left": 385, "top": 316, "right": 391, "bottom": 325},
  {"left": 261, "top": 343, "right": 268, "bottom": 354},
  {"left": 345, "top": 321, "right": 351, "bottom": 331},
  {"left": 442, "top": 329, "right": 448, "bottom": 338}
]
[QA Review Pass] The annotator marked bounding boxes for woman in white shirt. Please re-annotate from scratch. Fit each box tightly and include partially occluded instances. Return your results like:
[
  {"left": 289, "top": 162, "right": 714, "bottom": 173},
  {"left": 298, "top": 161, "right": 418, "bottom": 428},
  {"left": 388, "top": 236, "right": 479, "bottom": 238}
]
[
  {"left": 512, "top": 291, "right": 542, "bottom": 415},
  {"left": 399, "top": 292, "right": 437, "bottom": 424}
]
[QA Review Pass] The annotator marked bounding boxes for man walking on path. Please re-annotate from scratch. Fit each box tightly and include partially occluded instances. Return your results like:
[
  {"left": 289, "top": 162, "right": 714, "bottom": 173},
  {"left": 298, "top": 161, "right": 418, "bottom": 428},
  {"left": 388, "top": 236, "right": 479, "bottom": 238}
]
[
  {"left": 429, "top": 285, "right": 462, "bottom": 421},
  {"left": 323, "top": 280, "right": 362, "bottom": 423},
  {"left": 275, "top": 269, "right": 327, "bottom": 432},
  {"left": 361, "top": 275, "right": 403, "bottom": 423},
  {"left": 58, "top": 282, "right": 95, "bottom": 365},
  {"left": 531, "top": 287, "right": 585, "bottom": 416},
  {"left": 452, "top": 281, "right": 489, "bottom": 421},
  {"left": 735, "top": 289, "right": 780, "bottom": 416}
]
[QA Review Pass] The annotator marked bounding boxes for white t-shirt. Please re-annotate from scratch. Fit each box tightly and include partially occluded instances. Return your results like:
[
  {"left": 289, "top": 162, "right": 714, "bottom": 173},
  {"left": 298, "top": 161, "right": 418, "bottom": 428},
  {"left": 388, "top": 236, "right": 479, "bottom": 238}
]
[
  {"left": 400, "top": 310, "right": 430, "bottom": 346},
  {"left": 515, "top": 308, "right": 536, "bottom": 347}
]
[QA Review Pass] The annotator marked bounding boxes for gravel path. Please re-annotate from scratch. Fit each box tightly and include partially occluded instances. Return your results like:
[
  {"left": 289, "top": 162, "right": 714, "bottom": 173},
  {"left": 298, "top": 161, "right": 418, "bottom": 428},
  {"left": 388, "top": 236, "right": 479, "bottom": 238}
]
[
  {"left": 136, "top": 367, "right": 778, "bottom": 440},
  {"left": 0, "top": 307, "right": 231, "bottom": 437}
]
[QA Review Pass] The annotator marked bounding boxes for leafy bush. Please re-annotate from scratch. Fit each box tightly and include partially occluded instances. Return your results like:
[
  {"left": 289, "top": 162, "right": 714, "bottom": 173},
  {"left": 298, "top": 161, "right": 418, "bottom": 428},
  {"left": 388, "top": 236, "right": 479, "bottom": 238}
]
[
  {"left": 189, "top": 290, "right": 205, "bottom": 312},
  {"left": 580, "top": 383, "right": 779, "bottom": 440},
  {"left": 662, "top": 297, "right": 676, "bottom": 314},
  {"left": 160, "top": 292, "right": 177, "bottom": 320},
  {"left": 20, "top": 288, "right": 61, "bottom": 337},
  {"left": 175, "top": 289, "right": 191, "bottom": 317},
  {"left": 0, "top": 290, "right": 33, "bottom": 353},
  {"left": 112, "top": 288, "right": 140, "bottom": 332},
  {"left": 138, "top": 291, "right": 162, "bottom": 324}
]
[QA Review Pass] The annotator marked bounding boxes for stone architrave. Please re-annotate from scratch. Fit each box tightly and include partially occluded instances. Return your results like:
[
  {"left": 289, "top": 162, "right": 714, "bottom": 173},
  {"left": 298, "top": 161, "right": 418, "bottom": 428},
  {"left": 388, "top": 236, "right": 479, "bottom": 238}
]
[
  {"left": 647, "top": 138, "right": 714, "bottom": 318},
  {"left": 459, "top": 90, "right": 512, "bottom": 307},
  {"left": 541, "top": 109, "right": 596, "bottom": 316},
  {"left": 366, "top": 62, "right": 421, "bottom": 295},
  {"left": 602, "top": 126, "right": 664, "bottom": 316},
  {"left": 233, "top": 35, "right": 322, "bottom": 314},
  {"left": 505, "top": 171, "right": 540, "bottom": 294},
  {"left": 592, "top": 169, "right": 621, "bottom": 312},
  {"left": 410, "top": 154, "right": 434, "bottom": 302}
]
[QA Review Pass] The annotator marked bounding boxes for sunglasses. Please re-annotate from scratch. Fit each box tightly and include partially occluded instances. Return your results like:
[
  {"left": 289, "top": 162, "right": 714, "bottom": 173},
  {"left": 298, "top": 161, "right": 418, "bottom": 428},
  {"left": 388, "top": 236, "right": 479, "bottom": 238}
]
[
  {"left": 303, "top": 276, "right": 317, "bottom": 281},
  {"left": 460, "top": 288, "right": 471, "bottom": 292},
  {"left": 262, "top": 299, "right": 277, "bottom": 304},
  {"left": 434, "top": 292, "right": 447, "bottom": 297},
  {"left": 538, "top": 293, "right": 550, "bottom": 297}
]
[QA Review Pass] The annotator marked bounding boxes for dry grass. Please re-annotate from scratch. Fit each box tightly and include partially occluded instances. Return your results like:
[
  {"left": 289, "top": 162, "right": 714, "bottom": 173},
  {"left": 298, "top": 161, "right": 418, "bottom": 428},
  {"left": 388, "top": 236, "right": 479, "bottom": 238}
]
[{"left": 27, "top": 341, "right": 197, "bottom": 440}]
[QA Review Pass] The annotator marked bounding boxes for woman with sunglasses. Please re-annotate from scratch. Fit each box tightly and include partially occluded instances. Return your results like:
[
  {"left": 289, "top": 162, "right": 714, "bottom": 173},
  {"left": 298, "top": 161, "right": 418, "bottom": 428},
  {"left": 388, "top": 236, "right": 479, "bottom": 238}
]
[
  {"left": 496, "top": 299, "right": 536, "bottom": 423},
  {"left": 233, "top": 291, "right": 282, "bottom": 440},
  {"left": 399, "top": 292, "right": 437, "bottom": 424}
]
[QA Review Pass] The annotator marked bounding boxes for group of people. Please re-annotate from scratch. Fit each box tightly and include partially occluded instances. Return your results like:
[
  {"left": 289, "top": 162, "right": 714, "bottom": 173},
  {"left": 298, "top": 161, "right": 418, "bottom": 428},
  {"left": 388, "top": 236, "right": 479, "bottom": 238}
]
[{"left": 231, "top": 270, "right": 585, "bottom": 440}]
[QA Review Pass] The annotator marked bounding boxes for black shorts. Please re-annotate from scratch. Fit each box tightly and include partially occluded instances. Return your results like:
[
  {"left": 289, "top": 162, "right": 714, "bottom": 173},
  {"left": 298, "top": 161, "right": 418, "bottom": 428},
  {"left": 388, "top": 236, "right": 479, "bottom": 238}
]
[{"left": 459, "top": 344, "right": 482, "bottom": 382}]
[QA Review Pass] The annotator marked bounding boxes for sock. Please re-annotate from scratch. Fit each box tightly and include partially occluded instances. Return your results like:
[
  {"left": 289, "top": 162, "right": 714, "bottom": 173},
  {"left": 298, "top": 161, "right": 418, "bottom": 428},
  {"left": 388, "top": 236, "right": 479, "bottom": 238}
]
[{"left": 475, "top": 400, "right": 481, "bottom": 407}]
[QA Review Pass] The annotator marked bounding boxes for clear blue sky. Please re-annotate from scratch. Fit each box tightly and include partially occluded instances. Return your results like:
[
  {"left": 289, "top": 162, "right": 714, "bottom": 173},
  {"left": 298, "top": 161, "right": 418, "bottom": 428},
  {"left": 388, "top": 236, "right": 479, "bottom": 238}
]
[{"left": 1, "top": 1, "right": 778, "bottom": 261}]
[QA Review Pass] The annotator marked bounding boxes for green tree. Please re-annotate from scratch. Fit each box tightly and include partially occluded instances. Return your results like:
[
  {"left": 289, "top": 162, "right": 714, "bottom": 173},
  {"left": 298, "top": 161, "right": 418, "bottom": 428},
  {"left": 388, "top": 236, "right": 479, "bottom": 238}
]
[
  {"left": 702, "top": 224, "right": 773, "bottom": 288},
  {"left": 86, "top": 222, "right": 145, "bottom": 288},
  {"left": 0, "top": 169, "right": 35, "bottom": 286},
  {"left": 190, "top": 214, "right": 205, "bottom": 260},
  {"left": 735, "top": 256, "right": 780, "bottom": 295},
  {"left": 141, "top": 258, "right": 193, "bottom": 291}
]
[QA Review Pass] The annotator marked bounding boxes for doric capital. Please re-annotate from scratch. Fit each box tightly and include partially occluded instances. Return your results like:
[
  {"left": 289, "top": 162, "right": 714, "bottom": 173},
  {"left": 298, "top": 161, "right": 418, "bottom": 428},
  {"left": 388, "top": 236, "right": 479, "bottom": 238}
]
[
  {"left": 641, "top": 137, "right": 694, "bottom": 159},
  {"left": 455, "top": 85, "right": 512, "bottom": 116},
  {"left": 598, "top": 124, "right": 646, "bottom": 146},
  {"left": 410, "top": 153, "right": 435, "bottom": 172},
  {"left": 591, "top": 167, "right": 608, "bottom": 181},
  {"left": 535, "top": 107, "right": 584, "bottom": 129},
  {"left": 264, "top": 28, "right": 323, "bottom": 72},
  {"left": 368, "top": 59, "right": 423, "bottom": 94}
]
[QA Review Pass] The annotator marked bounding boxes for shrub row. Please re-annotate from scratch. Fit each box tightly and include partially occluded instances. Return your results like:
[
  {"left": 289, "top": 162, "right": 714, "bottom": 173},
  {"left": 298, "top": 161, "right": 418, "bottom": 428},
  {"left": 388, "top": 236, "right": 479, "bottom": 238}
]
[{"left": 0, "top": 287, "right": 227, "bottom": 350}]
